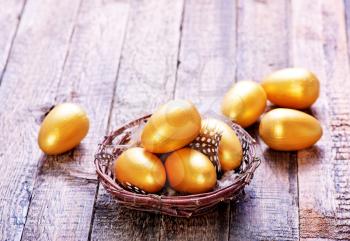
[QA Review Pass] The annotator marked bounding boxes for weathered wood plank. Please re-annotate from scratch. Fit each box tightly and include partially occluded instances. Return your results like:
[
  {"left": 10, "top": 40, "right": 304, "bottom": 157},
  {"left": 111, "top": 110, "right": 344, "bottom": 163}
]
[
  {"left": 345, "top": 0, "right": 350, "bottom": 61},
  {"left": 0, "top": 0, "right": 81, "bottom": 240},
  {"left": 230, "top": 0, "right": 299, "bottom": 240},
  {"left": 171, "top": 0, "right": 237, "bottom": 113},
  {"left": 0, "top": 0, "right": 26, "bottom": 82},
  {"left": 20, "top": 1, "right": 129, "bottom": 240},
  {"left": 160, "top": 0, "right": 236, "bottom": 240},
  {"left": 91, "top": 0, "right": 184, "bottom": 240},
  {"left": 21, "top": 177, "right": 97, "bottom": 241},
  {"left": 291, "top": 0, "right": 350, "bottom": 239}
]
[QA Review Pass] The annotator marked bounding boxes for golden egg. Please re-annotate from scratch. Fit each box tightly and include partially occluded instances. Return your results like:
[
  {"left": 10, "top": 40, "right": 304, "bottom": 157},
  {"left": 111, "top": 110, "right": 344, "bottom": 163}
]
[
  {"left": 114, "top": 147, "right": 166, "bottom": 193},
  {"left": 261, "top": 68, "right": 320, "bottom": 109},
  {"left": 165, "top": 148, "right": 216, "bottom": 194},
  {"left": 221, "top": 80, "right": 267, "bottom": 128},
  {"left": 259, "top": 108, "right": 322, "bottom": 151},
  {"left": 202, "top": 118, "right": 242, "bottom": 171},
  {"left": 38, "top": 103, "right": 89, "bottom": 155},
  {"left": 141, "top": 99, "right": 201, "bottom": 153}
]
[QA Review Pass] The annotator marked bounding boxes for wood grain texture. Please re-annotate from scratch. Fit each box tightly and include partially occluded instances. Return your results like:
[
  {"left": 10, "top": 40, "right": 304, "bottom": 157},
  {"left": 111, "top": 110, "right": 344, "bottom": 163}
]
[
  {"left": 0, "top": 0, "right": 81, "bottom": 240},
  {"left": 20, "top": 0, "right": 129, "bottom": 240},
  {"left": 345, "top": 0, "right": 350, "bottom": 62},
  {"left": 91, "top": 0, "right": 184, "bottom": 240},
  {"left": 0, "top": 0, "right": 26, "bottom": 83},
  {"left": 230, "top": 0, "right": 299, "bottom": 240},
  {"left": 291, "top": 0, "right": 350, "bottom": 239},
  {"left": 21, "top": 176, "right": 97, "bottom": 241},
  {"left": 0, "top": 1, "right": 349, "bottom": 240},
  {"left": 160, "top": 0, "right": 236, "bottom": 240},
  {"left": 172, "top": 0, "right": 237, "bottom": 113}
]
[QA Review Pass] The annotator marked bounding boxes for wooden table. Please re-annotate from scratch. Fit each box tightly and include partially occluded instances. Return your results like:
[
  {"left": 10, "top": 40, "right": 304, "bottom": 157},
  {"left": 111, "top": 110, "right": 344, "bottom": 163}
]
[{"left": 1, "top": 0, "right": 350, "bottom": 240}]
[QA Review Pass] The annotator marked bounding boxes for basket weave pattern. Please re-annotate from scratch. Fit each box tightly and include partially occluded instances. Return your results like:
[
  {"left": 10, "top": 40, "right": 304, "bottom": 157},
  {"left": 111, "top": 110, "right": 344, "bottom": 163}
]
[{"left": 95, "top": 114, "right": 261, "bottom": 217}]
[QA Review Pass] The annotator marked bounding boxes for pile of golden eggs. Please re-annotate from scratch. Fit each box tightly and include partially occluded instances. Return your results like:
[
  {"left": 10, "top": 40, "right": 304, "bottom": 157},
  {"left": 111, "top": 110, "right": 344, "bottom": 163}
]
[
  {"left": 38, "top": 67, "right": 323, "bottom": 195},
  {"left": 222, "top": 67, "right": 322, "bottom": 151},
  {"left": 115, "top": 99, "right": 243, "bottom": 194}
]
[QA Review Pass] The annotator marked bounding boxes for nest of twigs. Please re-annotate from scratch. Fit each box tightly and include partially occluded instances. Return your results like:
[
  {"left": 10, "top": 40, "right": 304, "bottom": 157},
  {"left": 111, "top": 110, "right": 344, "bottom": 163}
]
[{"left": 94, "top": 114, "right": 261, "bottom": 217}]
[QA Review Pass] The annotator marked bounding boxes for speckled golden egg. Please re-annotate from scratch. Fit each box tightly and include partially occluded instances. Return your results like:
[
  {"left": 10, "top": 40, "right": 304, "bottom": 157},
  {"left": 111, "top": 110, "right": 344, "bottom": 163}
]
[
  {"left": 141, "top": 100, "right": 201, "bottom": 153},
  {"left": 38, "top": 103, "right": 89, "bottom": 155},
  {"left": 261, "top": 68, "right": 320, "bottom": 109},
  {"left": 114, "top": 147, "right": 166, "bottom": 193},
  {"left": 202, "top": 118, "right": 242, "bottom": 171},
  {"left": 165, "top": 148, "right": 216, "bottom": 194},
  {"left": 221, "top": 80, "right": 267, "bottom": 128},
  {"left": 259, "top": 108, "right": 322, "bottom": 151}
]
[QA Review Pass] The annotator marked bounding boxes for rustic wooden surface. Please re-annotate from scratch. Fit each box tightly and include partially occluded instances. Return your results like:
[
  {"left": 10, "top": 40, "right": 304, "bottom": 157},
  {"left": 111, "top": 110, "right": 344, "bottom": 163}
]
[{"left": 0, "top": 0, "right": 350, "bottom": 240}]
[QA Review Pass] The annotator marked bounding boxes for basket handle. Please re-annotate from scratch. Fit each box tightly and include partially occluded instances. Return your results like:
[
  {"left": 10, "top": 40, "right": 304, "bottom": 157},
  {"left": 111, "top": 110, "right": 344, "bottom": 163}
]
[{"left": 244, "top": 157, "right": 261, "bottom": 184}]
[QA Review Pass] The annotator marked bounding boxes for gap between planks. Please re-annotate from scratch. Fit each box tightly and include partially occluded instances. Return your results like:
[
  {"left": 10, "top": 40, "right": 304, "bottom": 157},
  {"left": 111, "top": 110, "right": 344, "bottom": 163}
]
[
  {"left": 0, "top": 0, "right": 27, "bottom": 85},
  {"left": 91, "top": 0, "right": 184, "bottom": 240},
  {"left": 0, "top": 0, "right": 84, "bottom": 239},
  {"left": 21, "top": 0, "right": 130, "bottom": 240}
]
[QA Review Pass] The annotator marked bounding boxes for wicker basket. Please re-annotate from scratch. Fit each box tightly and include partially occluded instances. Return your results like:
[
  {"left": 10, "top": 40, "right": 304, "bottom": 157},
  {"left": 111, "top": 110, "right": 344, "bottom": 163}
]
[{"left": 94, "top": 114, "right": 261, "bottom": 217}]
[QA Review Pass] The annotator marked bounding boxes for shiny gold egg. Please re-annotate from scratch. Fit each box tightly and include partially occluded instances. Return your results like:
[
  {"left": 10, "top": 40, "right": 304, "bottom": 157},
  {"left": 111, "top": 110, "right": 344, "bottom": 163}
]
[
  {"left": 114, "top": 147, "right": 166, "bottom": 193},
  {"left": 165, "top": 148, "right": 217, "bottom": 194},
  {"left": 141, "top": 99, "right": 201, "bottom": 153},
  {"left": 261, "top": 68, "right": 320, "bottom": 109},
  {"left": 221, "top": 80, "right": 267, "bottom": 128},
  {"left": 259, "top": 108, "right": 322, "bottom": 151},
  {"left": 38, "top": 103, "right": 89, "bottom": 155},
  {"left": 202, "top": 118, "right": 242, "bottom": 171}
]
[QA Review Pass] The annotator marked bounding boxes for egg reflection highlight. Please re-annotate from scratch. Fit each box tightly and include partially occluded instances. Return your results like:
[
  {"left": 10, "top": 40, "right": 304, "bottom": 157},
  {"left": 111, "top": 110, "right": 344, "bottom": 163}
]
[
  {"left": 221, "top": 80, "right": 267, "bottom": 127},
  {"left": 165, "top": 148, "right": 216, "bottom": 194},
  {"left": 38, "top": 103, "right": 89, "bottom": 155},
  {"left": 114, "top": 147, "right": 166, "bottom": 193},
  {"left": 202, "top": 118, "right": 242, "bottom": 171},
  {"left": 261, "top": 68, "right": 320, "bottom": 109},
  {"left": 259, "top": 108, "right": 323, "bottom": 151},
  {"left": 141, "top": 99, "right": 201, "bottom": 153}
]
